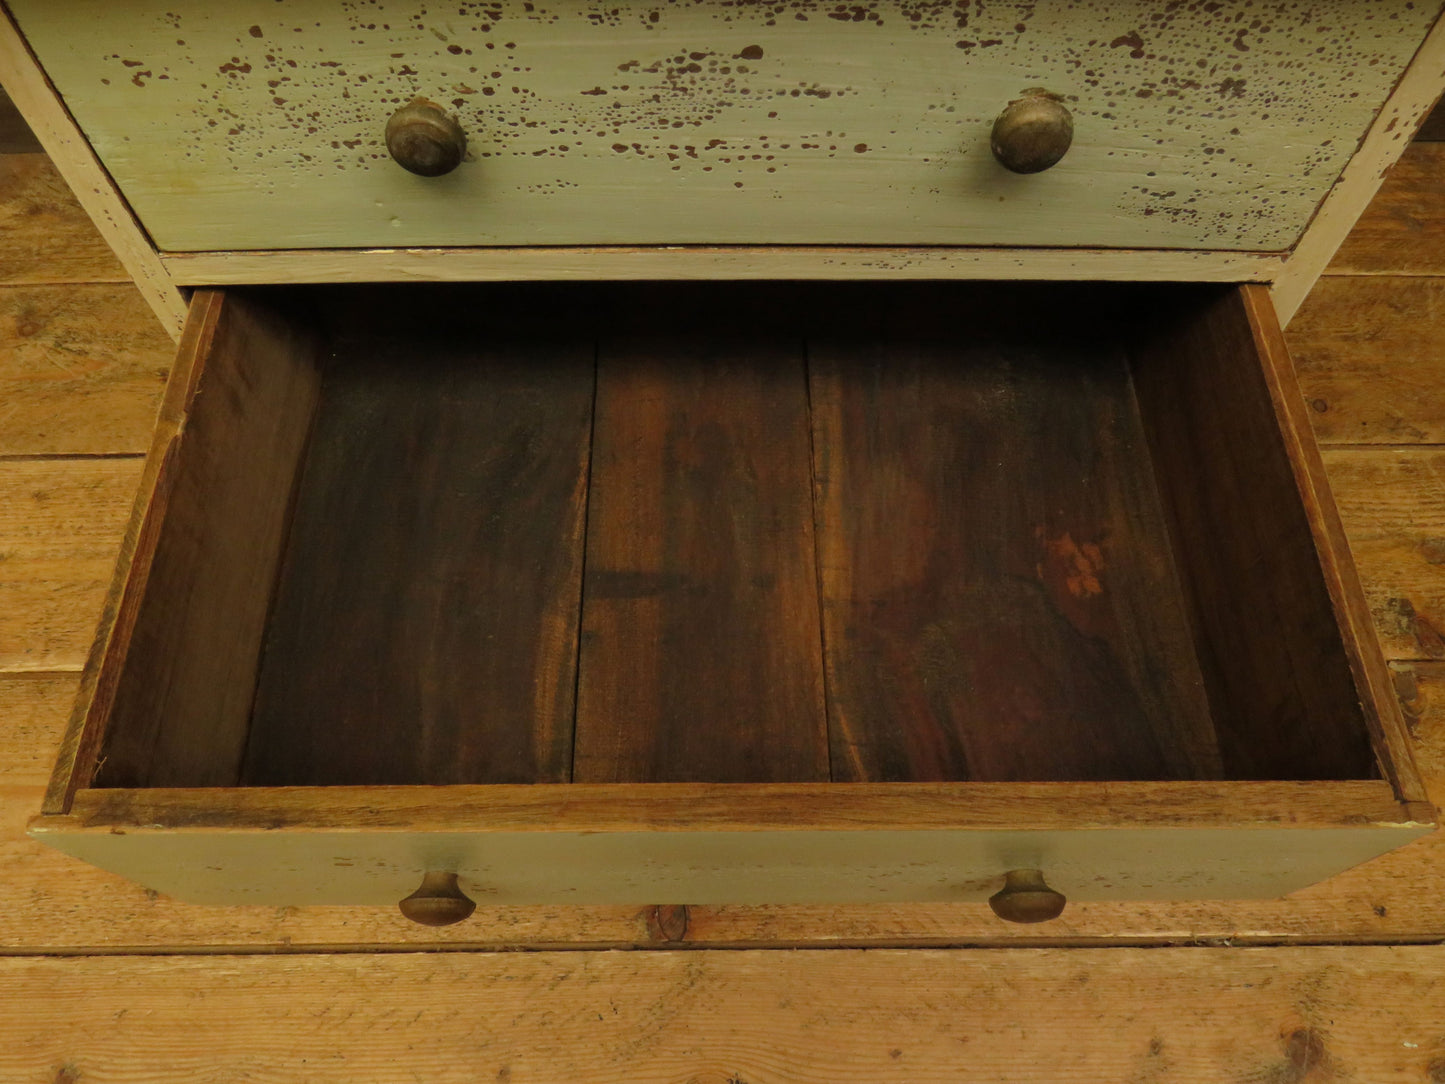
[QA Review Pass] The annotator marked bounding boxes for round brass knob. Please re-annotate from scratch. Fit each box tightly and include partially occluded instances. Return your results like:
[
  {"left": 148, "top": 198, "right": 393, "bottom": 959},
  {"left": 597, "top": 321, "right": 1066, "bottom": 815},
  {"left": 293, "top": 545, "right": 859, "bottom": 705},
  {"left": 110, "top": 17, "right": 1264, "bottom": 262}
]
[
  {"left": 385, "top": 99, "right": 466, "bottom": 177},
  {"left": 990, "top": 89, "right": 1073, "bottom": 174},
  {"left": 398, "top": 870, "right": 476, "bottom": 926},
  {"left": 988, "top": 868, "right": 1067, "bottom": 924}
]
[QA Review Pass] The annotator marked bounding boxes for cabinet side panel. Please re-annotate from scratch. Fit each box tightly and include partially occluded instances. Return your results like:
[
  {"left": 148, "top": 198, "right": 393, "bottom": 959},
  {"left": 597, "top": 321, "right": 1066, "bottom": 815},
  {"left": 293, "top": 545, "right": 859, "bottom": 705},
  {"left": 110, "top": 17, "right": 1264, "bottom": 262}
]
[
  {"left": 1130, "top": 286, "right": 1380, "bottom": 782},
  {"left": 92, "top": 293, "right": 321, "bottom": 788}
]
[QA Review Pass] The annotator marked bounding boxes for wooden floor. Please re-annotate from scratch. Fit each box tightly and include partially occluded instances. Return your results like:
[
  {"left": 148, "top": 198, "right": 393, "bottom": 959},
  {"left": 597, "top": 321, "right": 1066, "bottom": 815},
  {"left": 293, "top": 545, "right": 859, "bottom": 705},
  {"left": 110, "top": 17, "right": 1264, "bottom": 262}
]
[{"left": 3, "top": 103, "right": 1445, "bottom": 1078}]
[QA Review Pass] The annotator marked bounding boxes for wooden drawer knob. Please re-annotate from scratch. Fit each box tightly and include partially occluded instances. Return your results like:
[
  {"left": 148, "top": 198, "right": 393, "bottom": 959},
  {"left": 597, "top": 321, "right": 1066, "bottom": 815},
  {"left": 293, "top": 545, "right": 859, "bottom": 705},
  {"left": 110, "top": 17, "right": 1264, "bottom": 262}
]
[
  {"left": 385, "top": 99, "right": 467, "bottom": 177},
  {"left": 988, "top": 868, "right": 1067, "bottom": 923},
  {"left": 990, "top": 89, "right": 1073, "bottom": 174},
  {"left": 398, "top": 871, "right": 476, "bottom": 926}
]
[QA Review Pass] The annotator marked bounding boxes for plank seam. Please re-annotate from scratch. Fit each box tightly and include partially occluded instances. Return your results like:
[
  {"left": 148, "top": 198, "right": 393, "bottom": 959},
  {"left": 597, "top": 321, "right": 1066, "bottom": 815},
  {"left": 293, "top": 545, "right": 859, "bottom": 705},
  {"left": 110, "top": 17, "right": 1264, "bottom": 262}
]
[{"left": 3, "top": 935, "right": 1445, "bottom": 958}]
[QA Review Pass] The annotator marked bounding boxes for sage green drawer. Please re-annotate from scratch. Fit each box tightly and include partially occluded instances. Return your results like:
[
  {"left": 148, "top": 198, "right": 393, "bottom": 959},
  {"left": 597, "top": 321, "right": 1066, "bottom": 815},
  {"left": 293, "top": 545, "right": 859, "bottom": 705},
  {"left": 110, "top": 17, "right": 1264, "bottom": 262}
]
[{"left": 10, "top": 0, "right": 1440, "bottom": 252}]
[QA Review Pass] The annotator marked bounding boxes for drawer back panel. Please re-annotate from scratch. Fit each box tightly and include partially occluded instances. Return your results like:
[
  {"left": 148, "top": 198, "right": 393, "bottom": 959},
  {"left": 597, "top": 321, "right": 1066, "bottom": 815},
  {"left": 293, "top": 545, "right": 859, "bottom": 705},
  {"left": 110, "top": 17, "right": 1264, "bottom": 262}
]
[{"left": 88, "top": 282, "right": 1379, "bottom": 789}]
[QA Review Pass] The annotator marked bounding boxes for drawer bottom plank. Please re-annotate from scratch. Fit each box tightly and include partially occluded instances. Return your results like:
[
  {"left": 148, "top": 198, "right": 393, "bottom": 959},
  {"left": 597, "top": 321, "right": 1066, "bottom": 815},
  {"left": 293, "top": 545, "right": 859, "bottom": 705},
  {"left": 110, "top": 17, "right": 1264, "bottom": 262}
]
[
  {"left": 809, "top": 320, "right": 1218, "bottom": 783},
  {"left": 242, "top": 329, "right": 596, "bottom": 787},
  {"left": 571, "top": 333, "right": 829, "bottom": 784}
]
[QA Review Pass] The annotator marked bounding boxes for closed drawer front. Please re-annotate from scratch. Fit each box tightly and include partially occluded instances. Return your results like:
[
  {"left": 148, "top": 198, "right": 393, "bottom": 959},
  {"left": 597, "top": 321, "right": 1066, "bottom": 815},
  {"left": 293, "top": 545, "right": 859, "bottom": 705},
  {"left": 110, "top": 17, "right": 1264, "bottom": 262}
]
[
  {"left": 10, "top": 0, "right": 1440, "bottom": 252},
  {"left": 29, "top": 280, "right": 1434, "bottom": 923}
]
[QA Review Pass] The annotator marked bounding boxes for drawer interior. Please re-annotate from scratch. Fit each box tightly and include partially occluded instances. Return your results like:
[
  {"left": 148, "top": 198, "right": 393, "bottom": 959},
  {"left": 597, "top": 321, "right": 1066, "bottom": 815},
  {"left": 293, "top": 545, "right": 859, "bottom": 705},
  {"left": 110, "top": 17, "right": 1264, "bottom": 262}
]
[{"left": 87, "top": 282, "right": 1380, "bottom": 789}]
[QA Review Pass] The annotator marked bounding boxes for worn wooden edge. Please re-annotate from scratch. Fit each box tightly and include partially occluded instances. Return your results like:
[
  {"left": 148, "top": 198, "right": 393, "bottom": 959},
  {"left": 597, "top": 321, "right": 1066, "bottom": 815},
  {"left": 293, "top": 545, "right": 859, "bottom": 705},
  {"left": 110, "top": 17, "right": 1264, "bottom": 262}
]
[
  {"left": 0, "top": 4, "right": 186, "bottom": 336},
  {"left": 29, "top": 780, "right": 1430, "bottom": 836},
  {"left": 1271, "top": 7, "right": 1445, "bottom": 325},
  {"left": 157, "top": 245, "right": 1286, "bottom": 286},
  {"left": 1240, "top": 284, "right": 1434, "bottom": 808},
  {"left": 39, "top": 291, "right": 221, "bottom": 816}
]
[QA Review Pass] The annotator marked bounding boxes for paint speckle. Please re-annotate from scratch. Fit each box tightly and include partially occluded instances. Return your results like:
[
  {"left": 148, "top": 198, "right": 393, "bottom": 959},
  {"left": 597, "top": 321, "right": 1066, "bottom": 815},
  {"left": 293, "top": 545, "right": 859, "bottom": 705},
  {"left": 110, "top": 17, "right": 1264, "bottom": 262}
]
[
  {"left": 1109, "top": 30, "right": 1146, "bottom": 58},
  {"left": 60, "top": 0, "right": 1437, "bottom": 252}
]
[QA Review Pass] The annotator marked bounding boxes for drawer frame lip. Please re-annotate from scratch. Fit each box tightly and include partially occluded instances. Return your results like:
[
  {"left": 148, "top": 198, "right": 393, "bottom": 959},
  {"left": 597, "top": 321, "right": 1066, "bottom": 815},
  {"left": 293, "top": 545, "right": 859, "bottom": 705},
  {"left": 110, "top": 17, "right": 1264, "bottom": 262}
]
[
  {"left": 31, "top": 780, "right": 1435, "bottom": 836},
  {"left": 27, "top": 781, "right": 1433, "bottom": 907},
  {"left": 156, "top": 245, "right": 1286, "bottom": 288}
]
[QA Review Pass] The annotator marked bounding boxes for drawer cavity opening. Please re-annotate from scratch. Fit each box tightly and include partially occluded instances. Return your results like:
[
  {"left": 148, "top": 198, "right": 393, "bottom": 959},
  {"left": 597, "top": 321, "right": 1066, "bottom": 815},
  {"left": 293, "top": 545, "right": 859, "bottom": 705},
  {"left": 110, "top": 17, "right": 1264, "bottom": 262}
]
[{"left": 79, "top": 282, "right": 1387, "bottom": 790}]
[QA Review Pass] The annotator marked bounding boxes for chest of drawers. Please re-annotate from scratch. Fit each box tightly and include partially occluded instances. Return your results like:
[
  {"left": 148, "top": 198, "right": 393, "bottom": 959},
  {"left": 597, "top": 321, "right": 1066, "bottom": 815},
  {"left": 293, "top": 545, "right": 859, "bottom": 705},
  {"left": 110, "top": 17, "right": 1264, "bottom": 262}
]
[
  {"left": 4, "top": 0, "right": 1445, "bottom": 332},
  {"left": 25, "top": 279, "right": 1435, "bottom": 925},
  {"left": 4, "top": 1, "right": 1441, "bottom": 927}
]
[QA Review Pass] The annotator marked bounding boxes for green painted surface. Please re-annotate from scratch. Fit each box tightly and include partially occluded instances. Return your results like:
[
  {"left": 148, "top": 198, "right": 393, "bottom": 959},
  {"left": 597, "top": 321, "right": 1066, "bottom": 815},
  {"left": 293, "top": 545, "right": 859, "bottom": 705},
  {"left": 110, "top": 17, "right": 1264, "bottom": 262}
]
[{"left": 11, "top": 0, "right": 1439, "bottom": 251}]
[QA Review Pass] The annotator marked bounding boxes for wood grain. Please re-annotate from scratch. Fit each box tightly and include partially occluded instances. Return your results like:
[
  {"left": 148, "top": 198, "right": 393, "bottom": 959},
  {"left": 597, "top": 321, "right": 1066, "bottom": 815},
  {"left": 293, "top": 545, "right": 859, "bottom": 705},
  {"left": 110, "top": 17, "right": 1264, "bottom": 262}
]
[
  {"left": 92, "top": 293, "right": 320, "bottom": 789},
  {"left": 1131, "top": 287, "right": 1379, "bottom": 782},
  {"left": 51, "top": 779, "right": 1417, "bottom": 835},
  {"left": 0, "top": 155, "right": 125, "bottom": 285},
  {"left": 1241, "top": 285, "right": 1430, "bottom": 804},
  {"left": 810, "top": 323, "right": 1218, "bottom": 783},
  {"left": 1, "top": 667, "right": 1444, "bottom": 950},
  {"left": 4, "top": 947, "right": 1445, "bottom": 1081},
  {"left": 38, "top": 292, "right": 224, "bottom": 813},
  {"left": 0, "top": 457, "right": 141, "bottom": 673},
  {"left": 0, "top": 283, "right": 171, "bottom": 455},
  {"left": 244, "top": 331, "right": 595, "bottom": 787},
  {"left": 158, "top": 245, "right": 1285, "bottom": 287},
  {"left": 1270, "top": 10, "right": 1445, "bottom": 324},
  {"left": 1323, "top": 449, "right": 1445, "bottom": 664},
  {"left": 1288, "top": 276, "right": 1445, "bottom": 445},
  {"left": 16, "top": 0, "right": 1433, "bottom": 255},
  {"left": 0, "top": 10, "right": 186, "bottom": 333},
  {"left": 572, "top": 337, "right": 828, "bottom": 784},
  {"left": 1326, "top": 143, "right": 1445, "bottom": 276}
]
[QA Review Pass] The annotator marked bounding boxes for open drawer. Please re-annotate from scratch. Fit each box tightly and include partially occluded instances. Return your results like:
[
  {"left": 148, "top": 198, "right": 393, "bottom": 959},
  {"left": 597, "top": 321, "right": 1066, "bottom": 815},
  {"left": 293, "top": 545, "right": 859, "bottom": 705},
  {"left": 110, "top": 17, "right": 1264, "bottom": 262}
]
[{"left": 29, "top": 281, "right": 1435, "bottom": 925}]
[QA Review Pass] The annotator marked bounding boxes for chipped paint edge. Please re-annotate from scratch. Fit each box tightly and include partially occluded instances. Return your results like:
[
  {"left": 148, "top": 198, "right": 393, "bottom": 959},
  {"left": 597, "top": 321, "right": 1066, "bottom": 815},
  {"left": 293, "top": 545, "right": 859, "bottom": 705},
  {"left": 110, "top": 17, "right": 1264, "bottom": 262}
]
[
  {"left": 159, "top": 245, "right": 1284, "bottom": 286},
  {"left": 1271, "top": 5, "right": 1445, "bottom": 326},
  {"left": 0, "top": 2, "right": 187, "bottom": 337}
]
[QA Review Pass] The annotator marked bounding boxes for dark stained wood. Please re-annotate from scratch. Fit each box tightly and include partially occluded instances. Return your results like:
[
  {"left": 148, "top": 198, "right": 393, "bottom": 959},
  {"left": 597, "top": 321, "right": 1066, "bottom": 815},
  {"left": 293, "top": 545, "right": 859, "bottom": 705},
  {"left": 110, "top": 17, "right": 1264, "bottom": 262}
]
[
  {"left": 1130, "top": 287, "right": 1379, "bottom": 782},
  {"left": 571, "top": 336, "right": 829, "bottom": 784},
  {"left": 0, "top": 88, "right": 41, "bottom": 153},
  {"left": 810, "top": 320, "right": 1220, "bottom": 783},
  {"left": 40, "top": 292, "right": 226, "bottom": 811},
  {"left": 90, "top": 292, "right": 321, "bottom": 789},
  {"left": 1243, "top": 286, "right": 1428, "bottom": 804},
  {"left": 242, "top": 330, "right": 594, "bottom": 787},
  {"left": 1412, "top": 95, "right": 1445, "bottom": 141}
]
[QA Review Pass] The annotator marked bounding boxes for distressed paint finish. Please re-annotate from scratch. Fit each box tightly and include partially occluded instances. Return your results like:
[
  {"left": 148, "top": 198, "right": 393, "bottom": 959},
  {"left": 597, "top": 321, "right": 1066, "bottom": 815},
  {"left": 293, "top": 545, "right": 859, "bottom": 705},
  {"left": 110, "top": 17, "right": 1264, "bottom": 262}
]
[
  {"left": 9, "top": 0, "right": 1439, "bottom": 252},
  {"left": 27, "top": 781, "right": 1432, "bottom": 906},
  {"left": 30, "top": 815, "right": 1430, "bottom": 906}
]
